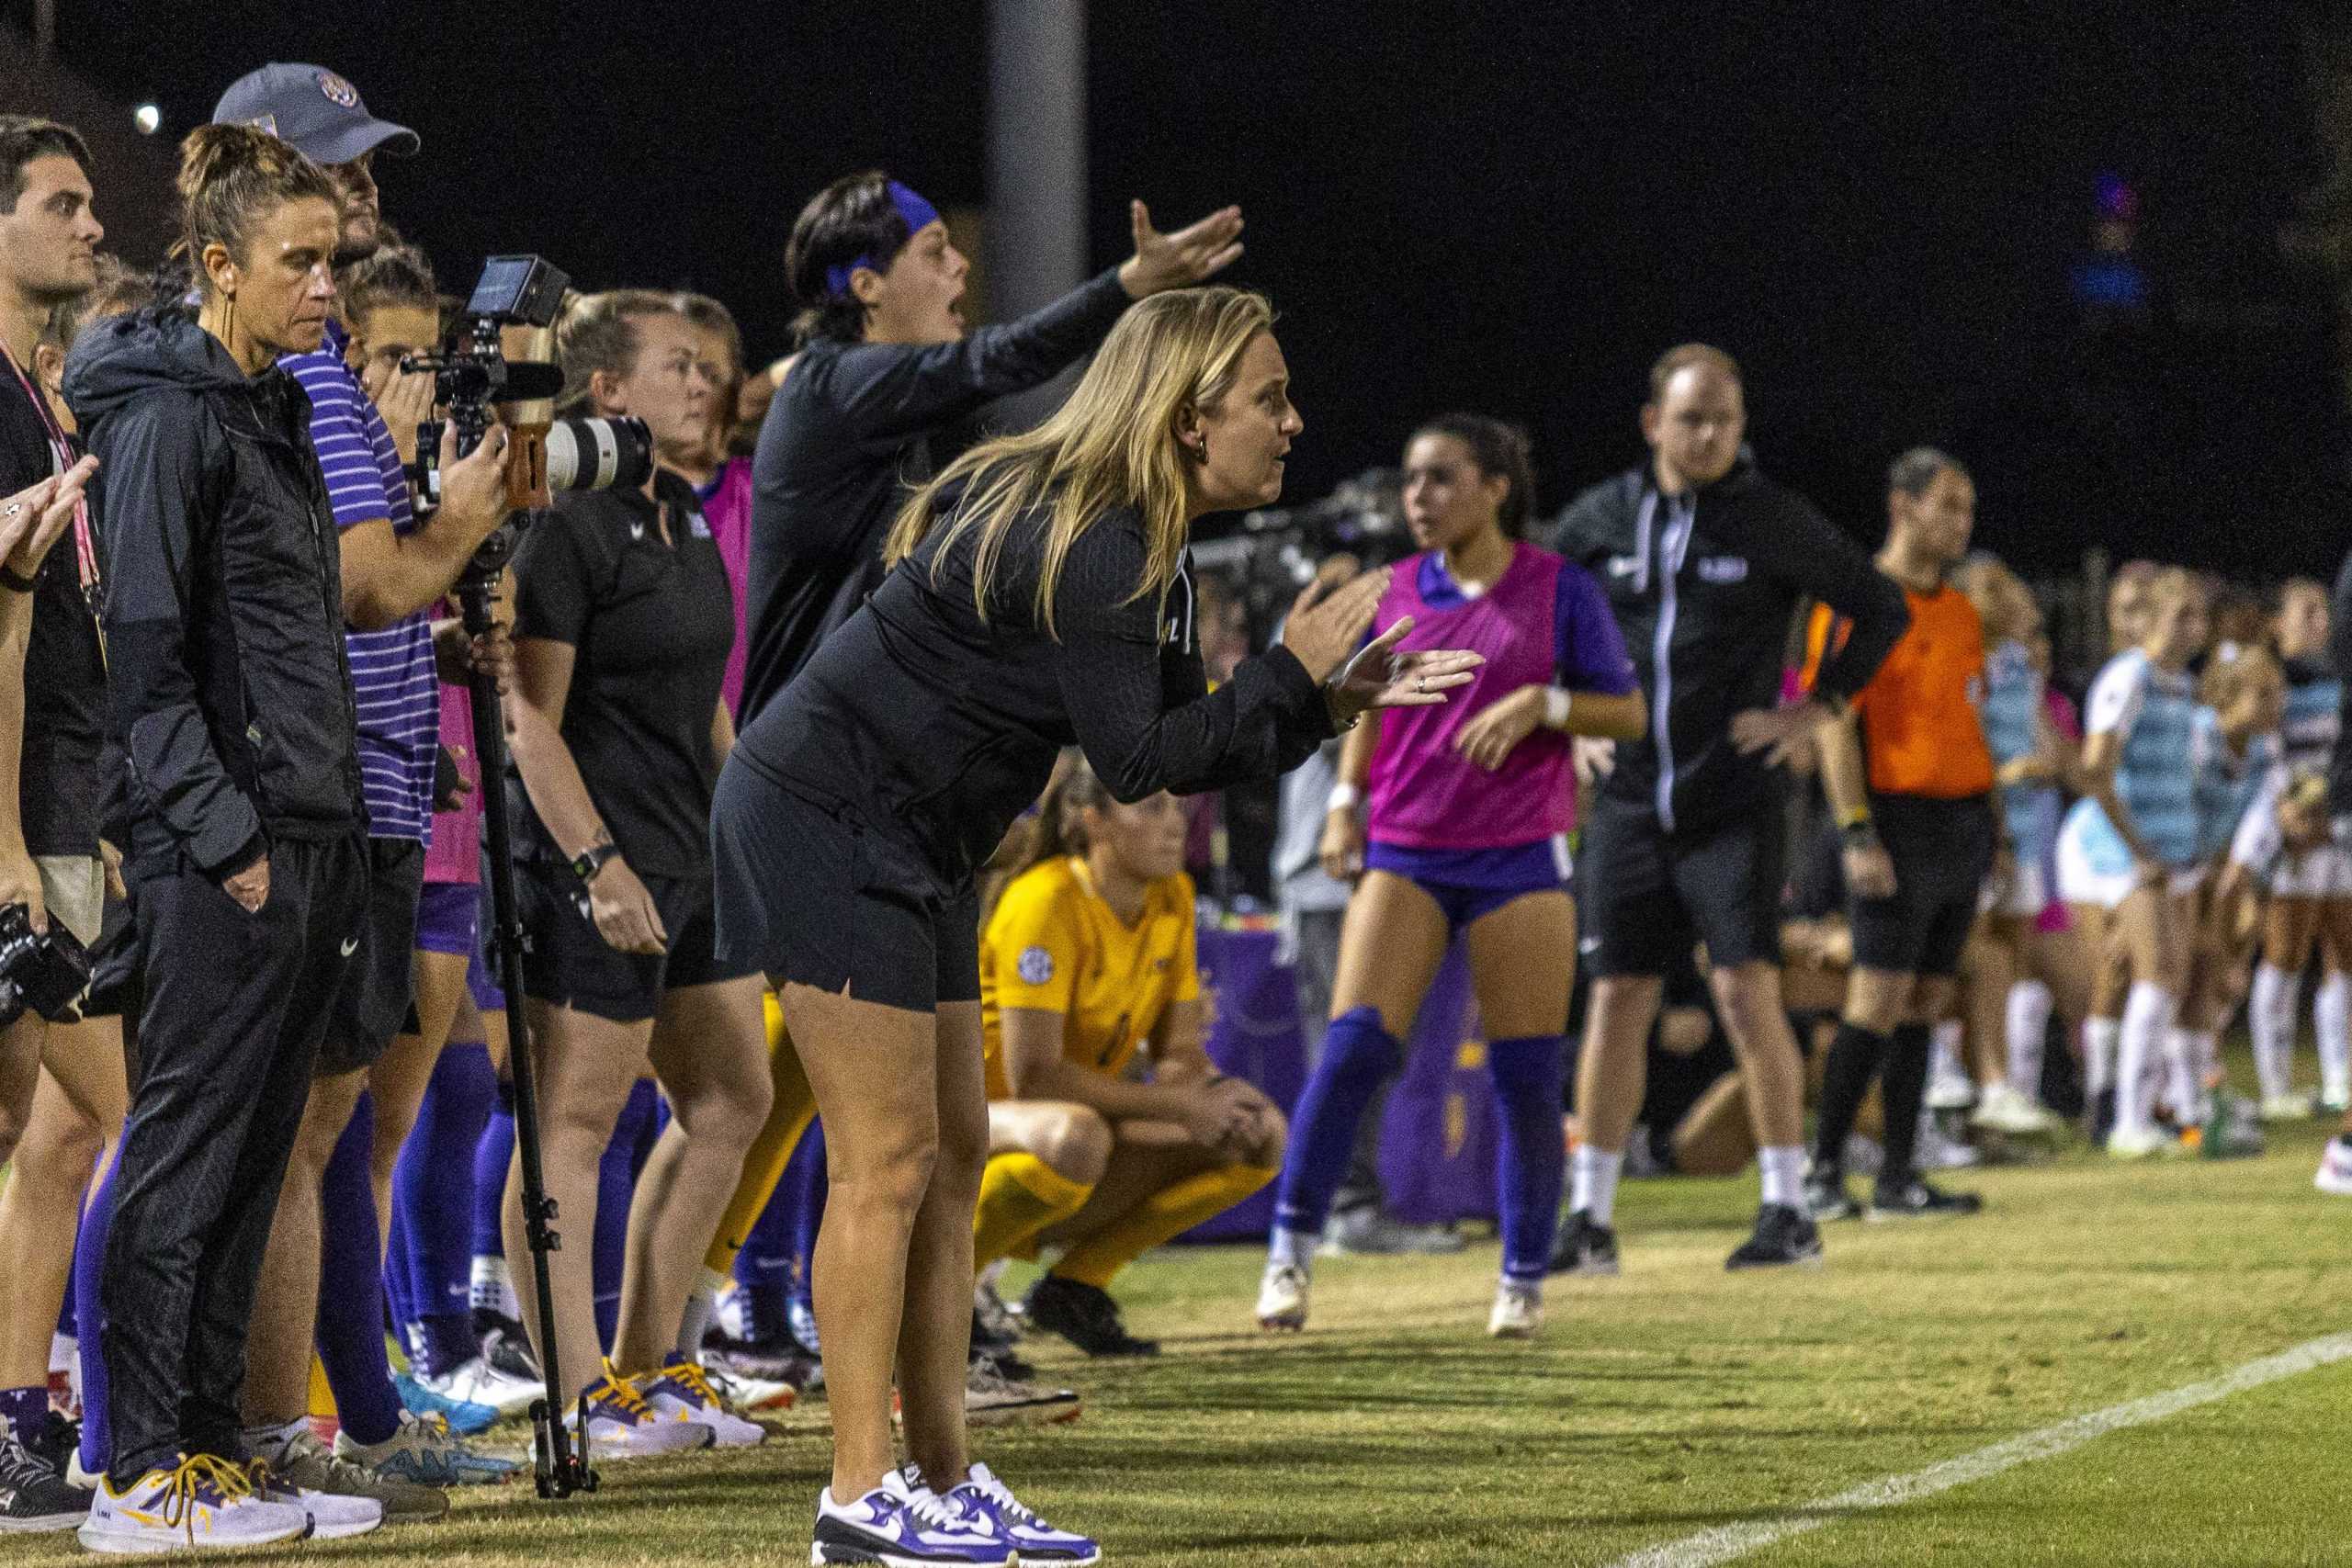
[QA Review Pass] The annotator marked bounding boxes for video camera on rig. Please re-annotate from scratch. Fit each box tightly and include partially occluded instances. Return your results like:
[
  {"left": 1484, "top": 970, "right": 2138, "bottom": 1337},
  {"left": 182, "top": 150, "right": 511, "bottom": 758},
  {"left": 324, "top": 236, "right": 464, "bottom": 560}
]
[{"left": 403, "top": 254, "right": 654, "bottom": 570}]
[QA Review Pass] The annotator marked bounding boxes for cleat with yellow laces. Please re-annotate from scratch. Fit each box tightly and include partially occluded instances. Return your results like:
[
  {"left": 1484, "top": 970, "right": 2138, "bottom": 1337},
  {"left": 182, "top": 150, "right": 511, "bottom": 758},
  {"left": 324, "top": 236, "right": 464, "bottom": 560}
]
[{"left": 77, "top": 1451, "right": 311, "bottom": 1554}]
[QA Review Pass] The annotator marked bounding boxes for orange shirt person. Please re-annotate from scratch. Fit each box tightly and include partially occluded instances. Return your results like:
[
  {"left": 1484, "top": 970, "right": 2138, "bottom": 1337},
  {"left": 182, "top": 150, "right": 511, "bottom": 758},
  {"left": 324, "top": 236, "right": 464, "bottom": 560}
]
[{"left": 1800, "top": 448, "right": 1999, "bottom": 1221}]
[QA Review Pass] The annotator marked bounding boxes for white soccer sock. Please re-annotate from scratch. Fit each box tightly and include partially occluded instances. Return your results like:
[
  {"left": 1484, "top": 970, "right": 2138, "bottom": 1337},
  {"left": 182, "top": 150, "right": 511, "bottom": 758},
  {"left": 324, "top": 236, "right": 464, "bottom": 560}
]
[
  {"left": 2319, "top": 974, "right": 2352, "bottom": 1101},
  {"left": 2006, "top": 980, "right": 2052, "bottom": 1100},
  {"left": 470, "top": 1253, "right": 520, "bottom": 1322},
  {"left": 2161, "top": 1026, "right": 2200, "bottom": 1125},
  {"left": 1757, "top": 1145, "right": 1804, "bottom": 1209},
  {"left": 1267, "top": 1227, "right": 1317, "bottom": 1272},
  {"left": 2085, "top": 1016, "right": 2120, "bottom": 1096},
  {"left": 1931, "top": 1021, "right": 1966, "bottom": 1083},
  {"left": 2249, "top": 964, "right": 2294, "bottom": 1101},
  {"left": 2114, "top": 983, "right": 2177, "bottom": 1139},
  {"left": 676, "top": 1266, "right": 727, "bottom": 1362},
  {"left": 1570, "top": 1144, "right": 1624, "bottom": 1226}
]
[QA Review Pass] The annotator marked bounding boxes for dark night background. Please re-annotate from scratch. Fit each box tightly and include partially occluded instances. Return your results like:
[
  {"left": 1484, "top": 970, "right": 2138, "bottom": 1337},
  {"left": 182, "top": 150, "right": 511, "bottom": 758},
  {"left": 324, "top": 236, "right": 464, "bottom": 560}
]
[{"left": 9, "top": 0, "right": 2347, "bottom": 581}]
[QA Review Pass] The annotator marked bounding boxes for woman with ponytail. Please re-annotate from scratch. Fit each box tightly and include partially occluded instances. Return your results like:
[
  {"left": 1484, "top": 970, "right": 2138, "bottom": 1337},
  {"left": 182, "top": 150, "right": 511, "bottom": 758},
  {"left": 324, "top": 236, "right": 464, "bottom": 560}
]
[
  {"left": 61, "top": 123, "right": 371, "bottom": 1551},
  {"left": 714, "top": 286, "right": 1477, "bottom": 1566},
  {"left": 1258, "top": 413, "right": 1646, "bottom": 1342},
  {"left": 973, "top": 756, "right": 1284, "bottom": 1359}
]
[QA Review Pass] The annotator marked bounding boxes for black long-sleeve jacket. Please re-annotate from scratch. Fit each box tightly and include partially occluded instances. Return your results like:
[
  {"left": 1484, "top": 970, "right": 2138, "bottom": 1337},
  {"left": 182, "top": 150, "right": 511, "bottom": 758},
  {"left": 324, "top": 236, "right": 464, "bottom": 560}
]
[
  {"left": 737, "top": 266, "right": 1136, "bottom": 727},
  {"left": 731, "top": 488, "right": 1335, "bottom": 891},
  {"left": 1549, "top": 457, "right": 1908, "bottom": 834},
  {"left": 63, "top": 308, "right": 364, "bottom": 877}
]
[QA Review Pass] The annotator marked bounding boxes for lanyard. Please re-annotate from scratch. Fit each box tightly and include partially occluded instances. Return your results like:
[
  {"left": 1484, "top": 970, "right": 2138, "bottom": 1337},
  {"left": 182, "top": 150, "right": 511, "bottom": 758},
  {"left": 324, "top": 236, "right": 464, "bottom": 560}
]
[{"left": 0, "top": 339, "right": 100, "bottom": 613}]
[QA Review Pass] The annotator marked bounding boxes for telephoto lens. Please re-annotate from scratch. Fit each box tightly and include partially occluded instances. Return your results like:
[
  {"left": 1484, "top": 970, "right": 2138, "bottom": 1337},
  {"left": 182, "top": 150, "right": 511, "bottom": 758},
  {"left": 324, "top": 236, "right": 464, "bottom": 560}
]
[{"left": 542, "top": 415, "right": 654, "bottom": 492}]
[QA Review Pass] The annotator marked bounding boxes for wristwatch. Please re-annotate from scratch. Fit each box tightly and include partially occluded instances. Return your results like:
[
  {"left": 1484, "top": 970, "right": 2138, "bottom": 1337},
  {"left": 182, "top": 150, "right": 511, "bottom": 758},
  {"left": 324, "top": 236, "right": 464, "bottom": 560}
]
[{"left": 569, "top": 840, "right": 621, "bottom": 884}]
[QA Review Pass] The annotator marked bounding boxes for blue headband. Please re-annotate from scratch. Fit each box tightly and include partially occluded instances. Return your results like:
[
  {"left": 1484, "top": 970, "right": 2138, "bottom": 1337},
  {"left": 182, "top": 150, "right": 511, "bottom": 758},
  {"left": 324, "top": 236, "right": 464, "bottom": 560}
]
[{"left": 825, "top": 181, "right": 944, "bottom": 299}]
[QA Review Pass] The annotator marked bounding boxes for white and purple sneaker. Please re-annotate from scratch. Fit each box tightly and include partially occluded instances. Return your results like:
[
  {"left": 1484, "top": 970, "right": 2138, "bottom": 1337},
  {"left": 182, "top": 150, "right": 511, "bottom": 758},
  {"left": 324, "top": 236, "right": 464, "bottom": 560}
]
[
  {"left": 949, "top": 1461, "right": 1102, "bottom": 1565},
  {"left": 811, "top": 1466, "right": 1012, "bottom": 1566}
]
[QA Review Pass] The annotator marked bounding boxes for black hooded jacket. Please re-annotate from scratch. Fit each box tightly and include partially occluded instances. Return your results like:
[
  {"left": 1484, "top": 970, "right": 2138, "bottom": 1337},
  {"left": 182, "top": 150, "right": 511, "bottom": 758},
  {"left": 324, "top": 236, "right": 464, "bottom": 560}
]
[
  {"left": 1549, "top": 457, "right": 1908, "bottom": 835},
  {"left": 63, "top": 308, "right": 364, "bottom": 878}
]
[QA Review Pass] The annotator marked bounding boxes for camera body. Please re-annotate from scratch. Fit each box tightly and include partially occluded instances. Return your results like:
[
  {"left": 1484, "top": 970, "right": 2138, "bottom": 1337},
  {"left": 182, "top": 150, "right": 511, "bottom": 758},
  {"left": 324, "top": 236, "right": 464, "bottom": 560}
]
[
  {"left": 0, "top": 902, "right": 92, "bottom": 1029},
  {"left": 402, "top": 254, "right": 654, "bottom": 576}
]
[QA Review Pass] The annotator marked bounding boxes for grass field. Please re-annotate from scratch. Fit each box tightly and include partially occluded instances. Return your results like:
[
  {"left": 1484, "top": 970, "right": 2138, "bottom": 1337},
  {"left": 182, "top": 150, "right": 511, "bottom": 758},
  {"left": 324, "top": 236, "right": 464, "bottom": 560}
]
[{"left": 21, "top": 1080, "right": 2352, "bottom": 1566}]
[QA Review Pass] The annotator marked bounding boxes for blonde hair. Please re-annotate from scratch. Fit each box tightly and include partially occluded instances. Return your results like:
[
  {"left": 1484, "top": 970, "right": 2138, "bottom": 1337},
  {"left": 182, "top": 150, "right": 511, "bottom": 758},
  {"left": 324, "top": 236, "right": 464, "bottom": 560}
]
[
  {"left": 553, "top": 288, "right": 680, "bottom": 412},
  {"left": 1952, "top": 555, "right": 2038, "bottom": 644},
  {"left": 885, "top": 286, "right": 1275, "bottom": 636},
  {"left": 2200, "top": 642, "right": 2279, "bottom": 710}
]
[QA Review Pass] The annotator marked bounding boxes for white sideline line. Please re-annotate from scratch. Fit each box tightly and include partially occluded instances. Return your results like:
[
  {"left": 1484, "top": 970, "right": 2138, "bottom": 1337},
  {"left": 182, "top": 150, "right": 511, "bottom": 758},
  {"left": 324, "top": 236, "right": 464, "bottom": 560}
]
[{"left": 1608, "top": 1332, "right": 2352, "bottom": 1568}]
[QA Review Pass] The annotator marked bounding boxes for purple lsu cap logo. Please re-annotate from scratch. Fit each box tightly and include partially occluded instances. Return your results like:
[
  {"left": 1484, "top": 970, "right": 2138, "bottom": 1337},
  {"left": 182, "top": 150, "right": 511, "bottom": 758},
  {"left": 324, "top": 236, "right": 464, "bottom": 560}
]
[{"left": 316, "top": 71, "right": 360, "bottom": 108}]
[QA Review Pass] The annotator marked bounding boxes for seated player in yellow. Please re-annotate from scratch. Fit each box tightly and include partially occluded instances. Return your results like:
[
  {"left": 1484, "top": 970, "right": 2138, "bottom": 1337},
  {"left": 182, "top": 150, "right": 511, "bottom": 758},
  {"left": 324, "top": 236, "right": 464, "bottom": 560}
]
[{"left": 976, "top": 758, "right": 1286, "bottom": 1357}]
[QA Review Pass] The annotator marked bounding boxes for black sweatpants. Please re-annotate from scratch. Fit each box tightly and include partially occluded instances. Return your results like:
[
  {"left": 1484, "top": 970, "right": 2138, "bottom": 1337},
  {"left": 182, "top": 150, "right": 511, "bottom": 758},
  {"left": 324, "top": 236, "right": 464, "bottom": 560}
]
[{"left": 103, "top": 833, "right": 368, "bottom": 1485}]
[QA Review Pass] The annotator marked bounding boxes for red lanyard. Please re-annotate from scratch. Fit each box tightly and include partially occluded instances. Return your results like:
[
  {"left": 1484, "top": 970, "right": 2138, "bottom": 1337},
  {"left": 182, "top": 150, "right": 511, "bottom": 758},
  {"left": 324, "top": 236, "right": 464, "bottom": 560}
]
[{"left": 0, "top": 339, "right": 99, "bottom": 604}]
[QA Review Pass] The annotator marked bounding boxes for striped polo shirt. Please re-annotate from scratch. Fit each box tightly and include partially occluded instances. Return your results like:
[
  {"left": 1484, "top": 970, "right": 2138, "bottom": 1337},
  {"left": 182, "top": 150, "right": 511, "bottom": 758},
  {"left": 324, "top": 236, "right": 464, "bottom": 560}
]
[{"left": 281, "top": 321, "right": 437, "bottom": 844}]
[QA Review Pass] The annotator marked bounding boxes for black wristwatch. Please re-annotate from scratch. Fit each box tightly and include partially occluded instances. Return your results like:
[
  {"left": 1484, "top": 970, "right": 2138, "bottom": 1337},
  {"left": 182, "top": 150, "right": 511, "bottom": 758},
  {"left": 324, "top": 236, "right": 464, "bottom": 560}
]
[{"left": 569, "top": 840, "right": 621, "bottom": 884}]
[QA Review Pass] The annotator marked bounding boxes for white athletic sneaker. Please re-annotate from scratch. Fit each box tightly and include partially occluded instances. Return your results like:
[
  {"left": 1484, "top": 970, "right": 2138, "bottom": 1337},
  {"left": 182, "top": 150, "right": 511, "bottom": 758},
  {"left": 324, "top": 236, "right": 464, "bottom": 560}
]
[
  {"left": 78, "top": 1454, "right": 311, "bottom": 1554},
  {"left": 812, "top": 1466, "right": 1012, "bottom": 1565},
  {"left": 246, "top": 1456, "right": 383, "bottom": 1540},
  {"left": 2107, "top": 1125, "right": 2177, "bottom": 1160},
  {"left": 1916, "top": 1117, "right": 1982, "bottom": 1170},
  {"left": 1970, "top": 1083, "right": 2057, "bottom": 1135},
  {"left": 1925, "top": 1065, "right": 1977, "bottom": 1111},
  {"left": 949, "top": 1462, "right": 1102, "bottom": 1565},
  {"left": 414, "top": 1353, "right": 541, "bottom": 1419},
  {"left": 1487, "top": 1282, "right": 1543, "bottom": 1339},
  {"left": 2260, "top": 1092, "right": 2316, "bottom": 1123},
  {"left": 2315, "top": 1134, "right": 2352, "bottom": 1196},
  {"left": 2323, "top": 1082, "right": 2352, "bottom": 1116},
  {"left": 1256, "top": 1262, "right": 1308, "bottom": 1331},
  {"left": 634, "top": 1357, "right": 769, "bottom": 1447},
  {"left": 569, "top": 1366, "right": 717, "bottom": 1459}
]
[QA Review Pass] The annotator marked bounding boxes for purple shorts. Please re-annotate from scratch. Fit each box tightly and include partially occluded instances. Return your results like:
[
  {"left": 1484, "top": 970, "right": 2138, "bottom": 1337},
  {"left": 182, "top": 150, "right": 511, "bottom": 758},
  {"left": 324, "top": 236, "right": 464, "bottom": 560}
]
[
  {"left": 415, "top": 880, "right": 480, "bottom": 957},
  {"left": 1365, "top": 837, "right": 1572, "bottom": 934}
]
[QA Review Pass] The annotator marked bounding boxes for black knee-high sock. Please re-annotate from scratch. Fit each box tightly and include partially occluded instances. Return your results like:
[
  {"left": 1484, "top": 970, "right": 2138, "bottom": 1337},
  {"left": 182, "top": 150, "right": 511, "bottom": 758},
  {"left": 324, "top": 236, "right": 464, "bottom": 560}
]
[
  {"left": 1814, "top": 1021, "right": 1890, "bottom": 1173},
  {"left": 1880, "top": 1022, "right": 1933, "bottom": 1184}
]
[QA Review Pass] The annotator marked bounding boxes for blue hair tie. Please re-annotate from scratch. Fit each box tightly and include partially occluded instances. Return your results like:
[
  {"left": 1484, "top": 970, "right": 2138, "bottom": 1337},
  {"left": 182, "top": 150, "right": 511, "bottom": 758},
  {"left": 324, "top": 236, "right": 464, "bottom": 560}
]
[{"left": 825, "top": 180, "right": 944, "bottom": 299}]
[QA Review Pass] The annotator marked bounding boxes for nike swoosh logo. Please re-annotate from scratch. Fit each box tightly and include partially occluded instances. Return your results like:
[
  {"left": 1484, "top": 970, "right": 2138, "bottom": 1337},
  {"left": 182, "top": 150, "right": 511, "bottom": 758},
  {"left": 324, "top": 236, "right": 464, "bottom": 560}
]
[{"left": 342, "top": 937, "right": 359, "bottom": 957}]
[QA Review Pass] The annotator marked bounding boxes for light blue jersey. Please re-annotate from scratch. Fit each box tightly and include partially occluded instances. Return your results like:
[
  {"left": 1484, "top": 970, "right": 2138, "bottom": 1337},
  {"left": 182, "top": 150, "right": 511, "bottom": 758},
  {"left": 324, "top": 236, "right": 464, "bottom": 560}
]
[
  {"left": 2192, "top": 707, "right": 2277, "bottom": 862},
  {"left": 2280, "top": 660, "right": 2341, "bottom": 773},
  {"left": 2061, "top": 649, "right": 2201, "bottom": 874},
  {"left": 1982, "top": 639, "right": 2059, "bottom": 859}
]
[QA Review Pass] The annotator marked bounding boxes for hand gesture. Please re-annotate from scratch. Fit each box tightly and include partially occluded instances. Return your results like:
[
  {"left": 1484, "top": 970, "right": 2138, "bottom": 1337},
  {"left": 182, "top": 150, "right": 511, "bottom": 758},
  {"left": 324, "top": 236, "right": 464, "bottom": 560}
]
[
  {"left": 1318, "top": 807, "right": 1365, "bottom": 882},
  {"left": 1843, "top": 840, "right": 1896, "bottom": 901},
  {"left": 1328, "top": 618, "right": 1481, "bottom": 723},
  {"left": 586, "top": 856, "right": 669, "bottom": 956},
  {"left": 1, "top": 455, "right": 96, "bottom": 578},
  {"left": 370, "top": 366, "right": 436, "bottom": 468},
  {"left": 1574, "top": 736, "right": 1617, "bottom": 790},
  {"left": 1731, "top": 697, "right": 1826, "bottom": 770},
  {"left": 1117, "top": 202, "right": 1244, "bottom": 298},
  {"left": 1452, "top": 684, "right": 1544, "bottom": 773}
]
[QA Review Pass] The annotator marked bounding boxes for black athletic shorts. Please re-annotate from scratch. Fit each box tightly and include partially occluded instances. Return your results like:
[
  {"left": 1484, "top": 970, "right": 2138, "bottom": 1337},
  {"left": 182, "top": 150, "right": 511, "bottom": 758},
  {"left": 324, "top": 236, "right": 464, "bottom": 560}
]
[
  {"left": 1580, "top": 790, "right": 1785, "bottom": 977},
  {"left": 1848, "top": 794, "right": 1996, "bottom": 979},
  {"left": 318, "top": 837, "right": 424, "bottom": 1077},
  {"left": 710, "top": 761, "right": 980, "bottom": 1013},
  {"left": 516, "top": 856, "right": 750, "bottom": 1023}
]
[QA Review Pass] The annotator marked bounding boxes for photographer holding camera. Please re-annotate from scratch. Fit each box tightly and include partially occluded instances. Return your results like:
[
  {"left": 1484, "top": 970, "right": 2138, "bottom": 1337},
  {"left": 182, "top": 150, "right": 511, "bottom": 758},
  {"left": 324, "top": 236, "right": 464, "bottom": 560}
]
[
  {"left": 202, "top": 64, "right": 518, "bottom": 1505},
  {"left": 0, "top": 114, "right": 109, "bottom": 1532}
]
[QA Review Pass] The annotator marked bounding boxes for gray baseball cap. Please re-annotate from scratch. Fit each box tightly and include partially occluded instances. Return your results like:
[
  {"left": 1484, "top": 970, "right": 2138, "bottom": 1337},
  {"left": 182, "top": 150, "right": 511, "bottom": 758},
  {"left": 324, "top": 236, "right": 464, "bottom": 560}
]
[{"left": 210, "top": 63, "right": 418, "bottom": 164}]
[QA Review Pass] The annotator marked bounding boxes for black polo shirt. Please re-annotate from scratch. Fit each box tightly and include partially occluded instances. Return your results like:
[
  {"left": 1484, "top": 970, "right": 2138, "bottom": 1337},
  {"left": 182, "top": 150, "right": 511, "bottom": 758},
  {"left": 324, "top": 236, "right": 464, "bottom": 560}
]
[
  {"left": 1, "top": 367, "right": 107, "bottom": 856},
  {"left": 508, "top": 468, "right": 733, "bottom": 880}
]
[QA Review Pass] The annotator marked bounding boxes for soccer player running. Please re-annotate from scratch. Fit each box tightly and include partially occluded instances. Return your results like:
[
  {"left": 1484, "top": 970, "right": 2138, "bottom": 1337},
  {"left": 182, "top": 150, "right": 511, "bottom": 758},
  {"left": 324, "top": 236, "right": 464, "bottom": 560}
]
[
  {"left": 2234, "top": 577, "right": 2351, "bottom": 1120},
  {"left": 1257, "top": 413, "right": 1644, "bottom": 1337},
  {"left": 977, "top": 759, "right": 1285, "bottom": 1358},
  {"left": 2054, "top": 570, "right": 2211, "bottom": 1158},
  {"left": 1548, "top": 345, "right": 1909, "bottom": 1273},
  {"left": 712, "top": 288, "right": 1476, "bottom": 1567},
  {"left": 1801, "top": 449, "right": 1997, "bottom": 1222}
]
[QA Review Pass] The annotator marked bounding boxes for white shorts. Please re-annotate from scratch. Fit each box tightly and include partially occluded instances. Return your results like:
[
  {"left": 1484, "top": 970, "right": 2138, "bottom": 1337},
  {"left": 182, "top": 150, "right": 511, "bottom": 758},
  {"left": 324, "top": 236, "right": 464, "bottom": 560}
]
[
  {"left": 2227, "top": 770, "right": 2352, "bottom": 897},
  {"left": 2056, "top": 831, "right": 2202, "bottom": 910},
  {"left": 1980, "top": 857, "right": 2049, "bottom": 919}
]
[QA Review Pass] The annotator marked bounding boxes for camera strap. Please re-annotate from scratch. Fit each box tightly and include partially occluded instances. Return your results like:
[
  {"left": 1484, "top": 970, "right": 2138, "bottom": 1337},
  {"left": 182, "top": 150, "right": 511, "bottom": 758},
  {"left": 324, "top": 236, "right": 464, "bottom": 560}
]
[{"left": 0, "top": 341, "right": 103, "bottom": 661}]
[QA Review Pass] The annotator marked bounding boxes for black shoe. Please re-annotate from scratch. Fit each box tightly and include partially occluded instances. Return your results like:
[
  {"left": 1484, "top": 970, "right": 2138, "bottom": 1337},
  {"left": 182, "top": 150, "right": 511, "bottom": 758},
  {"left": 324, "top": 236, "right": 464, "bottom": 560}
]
[
  {"left": 1869, "top": 1175, "right": 1984, "bottom": 1220},
  {"left": 1546, "top": 1209, "right": 1621, "bottom": 1276},
  {"left": 970, "top": 1305, "right": 1018, "bottom": 1356},
  {"left": 1023, "top": 1275, "right": 1161, "bottom": 1358},
  {"left": 478, "top": 1315, "right": 544, "bottom": 1385},
  {"left": 972, "top": 1336, "right": 1039, "bottom": 1381},
  {"left": 0, "top": 1432, "right": 90, "bottom": 1533},
  {"left": 1725, "top": 1203, "right": 1825, "bottom": 1270},
  {"left": 22, "top": 1410, "right": 77, "bottom": 1479},
  {"left": 703, "top": 1330, "right": 822, "bottom": 1392},
  {"left": 1804, "top": 1169, "right": 1860, "bottom": 1224}
]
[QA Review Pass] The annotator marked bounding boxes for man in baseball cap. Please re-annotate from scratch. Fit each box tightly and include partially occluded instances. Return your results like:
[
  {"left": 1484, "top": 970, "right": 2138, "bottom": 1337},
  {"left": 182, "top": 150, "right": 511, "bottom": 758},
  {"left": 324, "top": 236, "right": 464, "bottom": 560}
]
[{"left": 211, "top": 63, "right": 415, "bottom": 263}]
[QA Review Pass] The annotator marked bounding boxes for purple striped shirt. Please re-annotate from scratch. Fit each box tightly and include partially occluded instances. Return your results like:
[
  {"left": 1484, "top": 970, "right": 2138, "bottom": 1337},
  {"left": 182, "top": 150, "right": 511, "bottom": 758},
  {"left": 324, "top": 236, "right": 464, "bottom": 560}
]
[{"left": 283, "top": 321, "right": 438, "bottom": 843}]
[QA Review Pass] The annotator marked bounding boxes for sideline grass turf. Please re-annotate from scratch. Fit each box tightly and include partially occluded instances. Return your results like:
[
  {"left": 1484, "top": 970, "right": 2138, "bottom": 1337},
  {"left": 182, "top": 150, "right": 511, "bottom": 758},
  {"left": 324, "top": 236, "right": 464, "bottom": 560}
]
[{"left": 17, "top": 1099, "right": 2348, "bottom": 1565}]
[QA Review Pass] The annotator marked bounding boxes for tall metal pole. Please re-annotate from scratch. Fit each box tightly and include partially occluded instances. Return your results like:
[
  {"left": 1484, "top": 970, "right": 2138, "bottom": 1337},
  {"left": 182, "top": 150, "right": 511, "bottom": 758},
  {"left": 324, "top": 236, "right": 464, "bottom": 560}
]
[{"left": 987, "top": 0, "right": 1087, "bottom": 427}]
